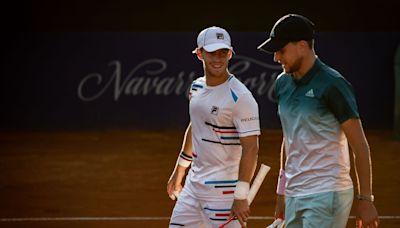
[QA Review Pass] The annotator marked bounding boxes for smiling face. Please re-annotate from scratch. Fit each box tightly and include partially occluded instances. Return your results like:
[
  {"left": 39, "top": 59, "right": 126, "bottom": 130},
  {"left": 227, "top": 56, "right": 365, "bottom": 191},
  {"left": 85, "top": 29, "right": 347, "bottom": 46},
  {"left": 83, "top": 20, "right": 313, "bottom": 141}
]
[{"left": 196, "top": 48, "right": 232, "bottom": 86}]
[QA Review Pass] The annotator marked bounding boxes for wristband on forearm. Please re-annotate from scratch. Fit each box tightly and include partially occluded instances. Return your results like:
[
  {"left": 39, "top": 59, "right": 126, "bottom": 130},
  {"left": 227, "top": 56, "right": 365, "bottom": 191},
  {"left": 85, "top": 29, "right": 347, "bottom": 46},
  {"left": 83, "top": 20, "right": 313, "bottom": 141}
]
[
  {"left": 178, "top": 151, "right": 193, "bottom": 167},
  {"left": 276, "top": 169, "right": 286, "bottom": 195},
  {"left": 234, "top": 181, "right": 250, "bottom": 200}
]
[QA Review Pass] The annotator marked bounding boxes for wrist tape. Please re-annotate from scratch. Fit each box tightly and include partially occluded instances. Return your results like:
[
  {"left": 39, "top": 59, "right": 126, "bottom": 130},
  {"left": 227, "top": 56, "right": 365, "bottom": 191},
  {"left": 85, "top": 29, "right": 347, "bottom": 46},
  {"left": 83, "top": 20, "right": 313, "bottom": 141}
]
[
  {"left": 234, "top": 181, "right": 250, "bottom": 200},
  {"left": 276, "top": 169, "right": 286, "bottom": 195},
  {"left": 178, "top": 151, "right": 193, "bottom": 167}
]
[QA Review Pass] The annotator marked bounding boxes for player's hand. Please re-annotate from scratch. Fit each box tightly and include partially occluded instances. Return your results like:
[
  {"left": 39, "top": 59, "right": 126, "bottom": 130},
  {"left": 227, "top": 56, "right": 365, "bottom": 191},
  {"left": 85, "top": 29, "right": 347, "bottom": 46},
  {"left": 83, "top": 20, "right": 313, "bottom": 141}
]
[
  {"left": 355, "top": 200, "right": 379, "bottom": 227},
  {"left": 166, "top": 166, "right": 186, "bottom": 200},
  {"left": 166, "top": 177, "right": 182, "bottom": 200},
  {"left": 231, "top": 199, "right": 250, "bottom": 227},
  {"left": 274, "top": 194, "right": 285, "bottom": 219},
  {"left": 266, "top": 194, "right": 285, "bottom": 228}
]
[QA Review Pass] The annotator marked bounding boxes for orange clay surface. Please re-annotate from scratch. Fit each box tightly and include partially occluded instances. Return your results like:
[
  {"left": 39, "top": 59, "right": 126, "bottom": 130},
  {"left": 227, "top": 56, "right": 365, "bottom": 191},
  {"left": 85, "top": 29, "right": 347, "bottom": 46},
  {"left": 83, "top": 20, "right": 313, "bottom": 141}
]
[{"left": 0, "top": 129, "right": 399, "bottom": 227}]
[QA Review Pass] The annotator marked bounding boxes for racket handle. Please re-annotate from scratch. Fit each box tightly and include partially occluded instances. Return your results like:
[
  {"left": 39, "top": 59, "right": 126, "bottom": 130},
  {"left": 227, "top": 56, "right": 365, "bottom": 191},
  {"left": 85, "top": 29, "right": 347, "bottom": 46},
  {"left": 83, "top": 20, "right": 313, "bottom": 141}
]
[
  {"left": 219, "top": 164, "right": 270, "bottom": 228},
  {"left": 218, "top": 216, "right": 235, "bottom": 228}
]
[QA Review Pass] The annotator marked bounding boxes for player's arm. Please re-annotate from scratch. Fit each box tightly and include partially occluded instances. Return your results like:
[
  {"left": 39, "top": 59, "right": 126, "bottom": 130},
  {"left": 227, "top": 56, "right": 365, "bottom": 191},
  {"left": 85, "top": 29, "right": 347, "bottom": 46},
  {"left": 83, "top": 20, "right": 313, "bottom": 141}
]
[
  {"left": 238, "top": 135, "right": 259, "bottom": 184},
  {"left": 167, "top": 123, "right": 193, "bottom": 200},
  {"left": 231, "top": 134, "right": 259, "bottom": 226},
  {"left": 274, "top": 137, "right": 286, "bottom": 219},
  {"left": 341, "top": 118, "right": 379, "bottom": 227}
]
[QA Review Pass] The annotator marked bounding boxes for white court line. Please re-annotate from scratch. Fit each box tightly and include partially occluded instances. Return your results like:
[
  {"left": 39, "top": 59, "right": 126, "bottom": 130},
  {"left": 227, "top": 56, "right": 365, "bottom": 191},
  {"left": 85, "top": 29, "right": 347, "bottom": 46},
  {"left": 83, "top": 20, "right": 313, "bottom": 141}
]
[
  {"left": 0, "top": 217, "right": 170, "bottom": 222},
  {"left": 1, "top": 216, "right": 400, "bottom": 222}
]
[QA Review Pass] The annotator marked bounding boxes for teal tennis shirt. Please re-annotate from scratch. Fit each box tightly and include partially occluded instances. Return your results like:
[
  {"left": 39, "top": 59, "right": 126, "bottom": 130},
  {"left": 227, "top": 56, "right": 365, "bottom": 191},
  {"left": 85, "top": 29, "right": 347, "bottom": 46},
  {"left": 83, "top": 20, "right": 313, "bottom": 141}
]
[{"left": 275, "top": 58, "right": 359, "bottom": 196}]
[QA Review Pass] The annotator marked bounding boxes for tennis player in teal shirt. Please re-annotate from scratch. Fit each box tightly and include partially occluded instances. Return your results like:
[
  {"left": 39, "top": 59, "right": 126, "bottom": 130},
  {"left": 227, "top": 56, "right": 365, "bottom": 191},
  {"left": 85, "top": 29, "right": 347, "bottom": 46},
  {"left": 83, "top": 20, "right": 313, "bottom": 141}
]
[{"left": 258, "top": 14, "right": 379, "bottom": 228}]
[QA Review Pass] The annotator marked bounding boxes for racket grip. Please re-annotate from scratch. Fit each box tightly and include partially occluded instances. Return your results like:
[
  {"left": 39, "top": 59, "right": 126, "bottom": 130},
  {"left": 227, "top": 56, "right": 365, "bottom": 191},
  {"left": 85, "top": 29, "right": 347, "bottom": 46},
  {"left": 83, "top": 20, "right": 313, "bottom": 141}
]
[
  {"left": 219, "top": 216, "right": 235, "bottom": 228},
  {"left": 219, "top": 164, "right": 270, "bottom": 228}
]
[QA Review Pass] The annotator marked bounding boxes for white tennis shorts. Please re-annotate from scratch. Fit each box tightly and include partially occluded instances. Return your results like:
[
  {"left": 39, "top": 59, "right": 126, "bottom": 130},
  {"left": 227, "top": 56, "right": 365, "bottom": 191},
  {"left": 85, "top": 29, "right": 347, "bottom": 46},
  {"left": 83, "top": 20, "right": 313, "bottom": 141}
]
[{"left": 169, "top": 189, "right": 241, "bottom": 228}]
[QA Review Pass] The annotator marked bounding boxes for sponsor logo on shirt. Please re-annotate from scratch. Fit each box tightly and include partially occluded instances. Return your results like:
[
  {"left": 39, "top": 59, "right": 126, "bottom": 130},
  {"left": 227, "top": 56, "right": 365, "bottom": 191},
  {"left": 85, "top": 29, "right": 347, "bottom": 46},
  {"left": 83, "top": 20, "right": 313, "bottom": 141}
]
[
  {"left": 305, "top": 89, "right": 315, "bottom": 97},
  {"left": 211, "top": 106, "right": 219, "bottom": 115},
  {"left": 240, "top": 116, "right": 259, "bottom": 122}
]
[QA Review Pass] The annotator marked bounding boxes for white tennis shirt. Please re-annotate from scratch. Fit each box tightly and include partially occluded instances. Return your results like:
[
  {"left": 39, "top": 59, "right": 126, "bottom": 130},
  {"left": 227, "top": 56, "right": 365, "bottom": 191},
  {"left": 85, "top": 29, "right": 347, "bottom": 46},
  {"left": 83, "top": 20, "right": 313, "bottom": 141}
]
[{"left": 184, "top": 75, "right": 260, "bottom": 200}]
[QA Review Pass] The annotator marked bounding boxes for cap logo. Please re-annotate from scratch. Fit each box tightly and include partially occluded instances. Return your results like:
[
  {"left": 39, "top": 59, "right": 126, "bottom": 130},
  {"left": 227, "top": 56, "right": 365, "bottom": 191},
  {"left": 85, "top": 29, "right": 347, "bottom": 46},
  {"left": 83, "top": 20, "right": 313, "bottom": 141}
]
[{"left": 216, "top": 33, "right": 224, "bottom": 40}]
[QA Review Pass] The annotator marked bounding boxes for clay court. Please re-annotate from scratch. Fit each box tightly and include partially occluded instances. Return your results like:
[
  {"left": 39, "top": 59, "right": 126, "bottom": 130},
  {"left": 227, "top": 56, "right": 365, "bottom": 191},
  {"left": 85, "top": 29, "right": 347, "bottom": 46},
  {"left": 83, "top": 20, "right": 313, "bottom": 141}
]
[{"left": 0, "top": 129, "right": 399, "bottom": 227}]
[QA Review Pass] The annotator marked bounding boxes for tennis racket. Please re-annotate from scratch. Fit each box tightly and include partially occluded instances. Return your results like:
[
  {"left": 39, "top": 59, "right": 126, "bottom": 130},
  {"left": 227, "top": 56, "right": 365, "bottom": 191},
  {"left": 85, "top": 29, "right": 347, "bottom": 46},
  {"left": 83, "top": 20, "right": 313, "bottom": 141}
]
[{"left": 219, "top": 164, "right": 271, "bottom": 228}]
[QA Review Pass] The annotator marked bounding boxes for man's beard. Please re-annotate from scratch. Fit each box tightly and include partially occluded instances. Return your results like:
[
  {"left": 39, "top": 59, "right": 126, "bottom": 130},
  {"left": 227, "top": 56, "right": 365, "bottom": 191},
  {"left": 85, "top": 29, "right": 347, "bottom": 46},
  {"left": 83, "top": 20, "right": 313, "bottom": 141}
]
[{"left": 285, "top": 56, "right": 302, "bottom": 74}]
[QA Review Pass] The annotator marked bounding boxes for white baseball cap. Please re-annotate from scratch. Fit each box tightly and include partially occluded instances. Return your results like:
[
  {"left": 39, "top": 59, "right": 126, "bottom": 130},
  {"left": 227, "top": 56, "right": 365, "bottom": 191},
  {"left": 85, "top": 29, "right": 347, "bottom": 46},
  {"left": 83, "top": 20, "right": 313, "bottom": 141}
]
[{"left": 192, "top": 26, "right": 234, "bottom": 53}]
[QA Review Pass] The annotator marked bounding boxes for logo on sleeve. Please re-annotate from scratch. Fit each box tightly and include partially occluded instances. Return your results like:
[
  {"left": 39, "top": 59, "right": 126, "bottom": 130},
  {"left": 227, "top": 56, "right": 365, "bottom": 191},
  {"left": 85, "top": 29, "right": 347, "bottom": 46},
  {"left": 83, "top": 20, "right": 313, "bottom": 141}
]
[{"left": 240, "top": 116, "right": 259, "bottom": 122}]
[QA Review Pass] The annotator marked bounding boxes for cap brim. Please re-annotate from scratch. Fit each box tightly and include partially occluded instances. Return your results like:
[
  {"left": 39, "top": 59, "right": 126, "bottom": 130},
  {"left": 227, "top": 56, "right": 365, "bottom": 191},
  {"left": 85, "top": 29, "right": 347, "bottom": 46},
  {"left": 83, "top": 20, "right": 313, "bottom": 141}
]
[
  {"left": 204, "top": 43, "right": 235, "bottom": 53},
  {"left": 257, "top": 38, "right": 288, "bottom": 54},
  {"left": 192, "top": 43, "right": 235, "bottom": 54}
]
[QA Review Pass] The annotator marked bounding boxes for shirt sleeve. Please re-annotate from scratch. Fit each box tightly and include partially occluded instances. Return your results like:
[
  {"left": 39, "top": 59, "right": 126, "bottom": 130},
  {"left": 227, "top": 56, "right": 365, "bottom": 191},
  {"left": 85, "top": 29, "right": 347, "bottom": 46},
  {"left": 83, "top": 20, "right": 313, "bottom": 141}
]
[
  {"left": 232, "top": 93, "right": 261, "bottom": 137},
  {"left": 189, "top": 77, "right": 205, "bottom": 100},
  {"left": 323, "top": 77, "right": 360, "bottom": 123},
  {"left": 274, "top": 73, "right": 285, "bottom": 102}
]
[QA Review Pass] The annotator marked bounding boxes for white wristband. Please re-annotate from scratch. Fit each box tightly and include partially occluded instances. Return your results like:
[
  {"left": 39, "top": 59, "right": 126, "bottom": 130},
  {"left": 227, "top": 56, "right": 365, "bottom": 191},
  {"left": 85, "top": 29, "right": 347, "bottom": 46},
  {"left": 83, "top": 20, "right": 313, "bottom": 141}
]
[
  {"left": 178, "top": 157, "right": 191, "bottom": 167},
  {"left": 234, "top": 181, "right": 250, "bottom": 200},
  {"left": 178, "top": 151, "right": 193, "bottom": 168}
]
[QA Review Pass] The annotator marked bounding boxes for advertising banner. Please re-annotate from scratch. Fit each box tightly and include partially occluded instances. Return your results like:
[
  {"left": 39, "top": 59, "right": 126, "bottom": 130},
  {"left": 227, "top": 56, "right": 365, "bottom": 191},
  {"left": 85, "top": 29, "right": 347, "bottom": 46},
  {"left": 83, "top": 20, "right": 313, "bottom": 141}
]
[{"left": 1, "top": 32, "right": 399, "bottom": 130}]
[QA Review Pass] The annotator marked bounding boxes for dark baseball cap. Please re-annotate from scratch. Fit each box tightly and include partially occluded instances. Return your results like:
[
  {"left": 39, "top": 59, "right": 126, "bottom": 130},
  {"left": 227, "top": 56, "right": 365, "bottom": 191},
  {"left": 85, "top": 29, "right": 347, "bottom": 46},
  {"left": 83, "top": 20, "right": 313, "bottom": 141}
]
[{"left": 257, "top": 14, "right": 315, "bottom": 53}]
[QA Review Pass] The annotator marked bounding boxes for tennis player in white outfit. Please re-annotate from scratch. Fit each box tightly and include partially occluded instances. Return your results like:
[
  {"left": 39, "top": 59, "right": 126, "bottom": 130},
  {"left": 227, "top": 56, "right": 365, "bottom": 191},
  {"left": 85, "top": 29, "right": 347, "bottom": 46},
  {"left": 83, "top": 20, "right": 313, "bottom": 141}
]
[{"left": 167, "top": 26, "right": 261, "bottom": 228}]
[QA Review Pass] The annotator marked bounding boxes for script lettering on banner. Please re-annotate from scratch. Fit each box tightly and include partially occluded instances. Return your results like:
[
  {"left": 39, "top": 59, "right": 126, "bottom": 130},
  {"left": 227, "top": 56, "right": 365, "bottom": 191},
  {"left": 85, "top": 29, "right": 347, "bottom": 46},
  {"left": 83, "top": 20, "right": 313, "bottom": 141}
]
[{"left": 77, "top": 56, "right": 281, "bottom": 102}]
